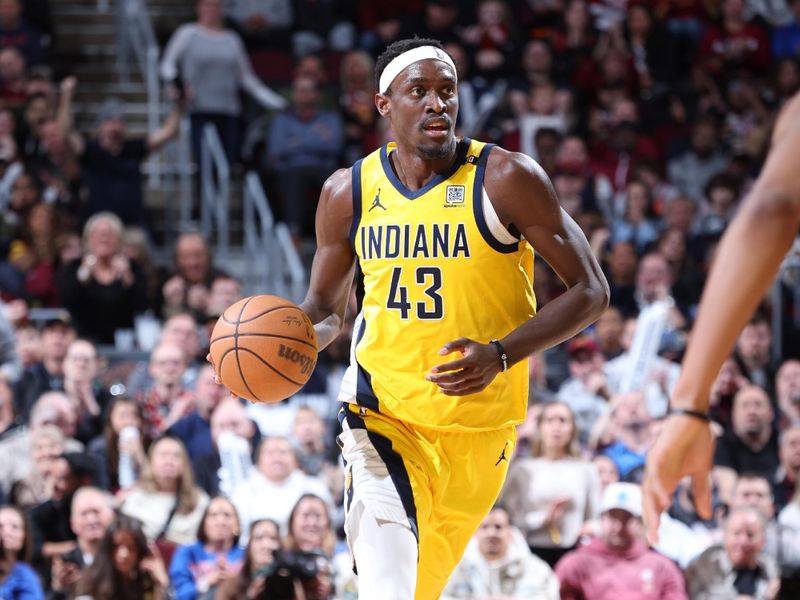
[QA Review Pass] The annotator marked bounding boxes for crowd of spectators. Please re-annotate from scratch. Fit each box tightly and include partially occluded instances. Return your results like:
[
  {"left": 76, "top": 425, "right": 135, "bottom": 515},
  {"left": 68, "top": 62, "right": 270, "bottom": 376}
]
[{"left": 0, "top": 0, "right": 797, "bottom": 598}]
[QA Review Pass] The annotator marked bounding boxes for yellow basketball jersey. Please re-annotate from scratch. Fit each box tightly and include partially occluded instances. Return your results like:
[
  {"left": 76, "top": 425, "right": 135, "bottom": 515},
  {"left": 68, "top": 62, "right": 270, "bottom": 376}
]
[{"left": 340, "top": 138, "right": 536, "bottom": 431}]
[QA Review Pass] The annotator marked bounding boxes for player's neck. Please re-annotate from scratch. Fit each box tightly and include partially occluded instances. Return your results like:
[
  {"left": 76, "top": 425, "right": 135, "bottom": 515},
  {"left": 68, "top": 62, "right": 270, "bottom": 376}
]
[{"left": 390, "top": 143, "right": 458, "bottom": 191}]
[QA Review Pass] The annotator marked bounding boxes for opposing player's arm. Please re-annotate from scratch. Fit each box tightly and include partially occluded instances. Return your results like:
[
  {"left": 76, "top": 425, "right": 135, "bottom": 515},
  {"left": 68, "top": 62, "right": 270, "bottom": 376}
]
[
  {"left": 670, "top": 93, "right": 800, "bottom": 411},
  {"left": 486, "top": 148, "right": 610, "bottom": 364},
  {"left": 642, "top": 92, "right": 800, "bottom": 546},
  {"left": 299, "top": 168, "right": 357, "bottom": 351}
]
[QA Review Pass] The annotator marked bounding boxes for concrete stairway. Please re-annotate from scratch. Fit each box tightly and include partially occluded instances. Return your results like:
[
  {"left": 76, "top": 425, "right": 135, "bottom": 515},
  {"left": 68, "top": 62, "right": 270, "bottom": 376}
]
[
  {"left": 49, "top": 0, "right": 193, "bottom": 135},
  {"left": 48, "top": 0, "right": 250, "bottom": 259}
]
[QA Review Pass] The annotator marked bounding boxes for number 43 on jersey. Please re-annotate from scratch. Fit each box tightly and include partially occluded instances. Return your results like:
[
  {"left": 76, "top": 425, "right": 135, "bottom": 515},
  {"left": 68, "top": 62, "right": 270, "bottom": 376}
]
[{"left": 387, "top": 266, "right": 443, "bottom": 320}]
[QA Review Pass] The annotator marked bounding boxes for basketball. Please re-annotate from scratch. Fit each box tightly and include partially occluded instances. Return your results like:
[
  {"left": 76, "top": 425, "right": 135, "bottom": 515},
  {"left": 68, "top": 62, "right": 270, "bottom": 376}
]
[{"left": 209, "top": 295, "right": 318, "bottom": 404}]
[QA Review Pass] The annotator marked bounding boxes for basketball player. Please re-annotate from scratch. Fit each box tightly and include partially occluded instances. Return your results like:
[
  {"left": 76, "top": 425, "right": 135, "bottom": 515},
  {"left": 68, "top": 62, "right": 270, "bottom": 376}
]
[
  {"left": 642, "top": 92, "right": 800, "bottom": 544},
  {"left": 298, "top": 39, "right": 609, "bottom": 599}
]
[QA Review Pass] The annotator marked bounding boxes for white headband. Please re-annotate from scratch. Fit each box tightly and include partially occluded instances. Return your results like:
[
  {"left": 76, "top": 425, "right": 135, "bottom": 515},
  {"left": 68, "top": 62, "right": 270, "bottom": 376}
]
[{"left": 378, "top": 45, "right": 457, "bottom": 94}]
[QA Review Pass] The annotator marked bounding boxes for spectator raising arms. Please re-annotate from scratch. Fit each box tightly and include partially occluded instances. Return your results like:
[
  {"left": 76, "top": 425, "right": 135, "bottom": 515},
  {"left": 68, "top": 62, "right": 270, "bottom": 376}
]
[
  {"left": 57, "top": 77, "right": 184, "bottom": 228},
  {"left": 137, "top": 343, "right": 194, "bottom": 438}
]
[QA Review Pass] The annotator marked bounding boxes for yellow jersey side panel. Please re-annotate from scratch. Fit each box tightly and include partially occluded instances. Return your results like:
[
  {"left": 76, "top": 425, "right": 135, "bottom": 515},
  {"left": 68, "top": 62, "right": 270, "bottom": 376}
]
[{"left": 350, "top": 138, "right": 536, "bottom": 431}]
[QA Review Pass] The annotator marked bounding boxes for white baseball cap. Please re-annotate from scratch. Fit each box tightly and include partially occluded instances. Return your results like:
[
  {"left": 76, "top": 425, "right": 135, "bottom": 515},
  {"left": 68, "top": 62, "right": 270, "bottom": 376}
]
[{"left": 601, "top": 482, "right": 642, "bottom": 517}]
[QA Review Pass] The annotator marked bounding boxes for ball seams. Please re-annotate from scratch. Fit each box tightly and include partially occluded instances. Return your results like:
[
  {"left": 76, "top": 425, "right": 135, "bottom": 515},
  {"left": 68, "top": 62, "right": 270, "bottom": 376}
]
[
  {"left": 221, "top": 304, "right": 296, "bottom": 325},
  {"left": 233, "top": 296, "right": 260, "bottom": 401},
  {"left": 235, "top": 346, "right": 308, "bottom": 386},
  {"left": 211, "top": 295, "right": 318, "bottom": 404},
  {"left": 210, "top": 332, "right": 317, "bottom": 349},
  {"left": 215, "top": 345, "right": 258, "bottom": 401}
]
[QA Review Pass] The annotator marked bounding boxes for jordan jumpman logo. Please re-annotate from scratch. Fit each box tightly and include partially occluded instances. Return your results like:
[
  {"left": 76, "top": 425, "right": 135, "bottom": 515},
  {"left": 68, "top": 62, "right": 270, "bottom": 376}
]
[{"left": 369, "top": 188, "right": 387, "bottom": 211}]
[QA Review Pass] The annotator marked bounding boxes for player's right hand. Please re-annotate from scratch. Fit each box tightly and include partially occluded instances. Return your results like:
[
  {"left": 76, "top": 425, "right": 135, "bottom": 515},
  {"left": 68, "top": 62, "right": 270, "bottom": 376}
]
[
  {"left": 642, "top": 413, "right": 715, "bottom": 545},
  {"left": 206, "top": 353, "right": 222, "bottom": 384},
  {"left": 206, "top": 352, "right": 239, "bottom": 399}
]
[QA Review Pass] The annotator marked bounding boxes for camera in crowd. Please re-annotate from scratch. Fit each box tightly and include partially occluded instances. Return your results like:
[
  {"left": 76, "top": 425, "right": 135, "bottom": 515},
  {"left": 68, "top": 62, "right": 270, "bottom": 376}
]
[{"left": 256, "top": 550, "right": 327, "bottom": 600}]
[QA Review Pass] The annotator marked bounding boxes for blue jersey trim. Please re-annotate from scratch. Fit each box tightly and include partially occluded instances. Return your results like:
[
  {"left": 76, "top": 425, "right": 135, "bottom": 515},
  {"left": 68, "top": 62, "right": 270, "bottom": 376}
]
[
  {"left": 349, "top": 159, "right": 363, "bottom": 249},
  {"left": 379, "top": 138, "right": 470, "bottom": 200},
  {"left": 353, "top": 318, "right": 380, "bottom": 412},
  {"left": 472, "top": 144, "right": 519, "bottom": 254}
]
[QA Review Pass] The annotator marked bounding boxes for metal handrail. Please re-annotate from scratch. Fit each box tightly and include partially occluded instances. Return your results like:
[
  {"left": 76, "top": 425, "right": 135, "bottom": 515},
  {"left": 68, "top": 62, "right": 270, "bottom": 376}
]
[
  {"left": 178, "top": 115, "right": 194, "bottom": 231},
  {"left": 243, "top": 171, "right": 278, "bottom": 295},
  {"left": 115, "top": 0, "right": 161, "bottom": 187},
  {"left": 243, "top": 171, "right": 307, "bottom": 302},
  {"left": 275, "top": 223, "right": 307, "bottom": 301},
  {"left": 200, "top": 124, "right": 230, "bottom": 262}
]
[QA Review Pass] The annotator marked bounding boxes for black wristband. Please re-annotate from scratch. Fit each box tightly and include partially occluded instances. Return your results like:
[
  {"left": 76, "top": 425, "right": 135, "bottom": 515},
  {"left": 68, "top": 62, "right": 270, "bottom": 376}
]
[
  {"left": 490, "top": 339, "right": 509, "bottom": 372},
  {"left": 668, "top": 408, "right": 711, "bottom": 422}
]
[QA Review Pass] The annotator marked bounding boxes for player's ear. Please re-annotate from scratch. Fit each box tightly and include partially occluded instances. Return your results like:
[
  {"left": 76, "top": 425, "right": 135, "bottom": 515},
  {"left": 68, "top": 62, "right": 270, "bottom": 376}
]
[{"left": 375, "top": 92, "right": 391, "bottom": 118}]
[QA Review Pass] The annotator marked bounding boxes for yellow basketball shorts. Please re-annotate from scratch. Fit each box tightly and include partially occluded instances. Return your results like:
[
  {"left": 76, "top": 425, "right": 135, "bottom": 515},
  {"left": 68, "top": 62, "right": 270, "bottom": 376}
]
[{"left": 337, "top": 403, "right": 516, "bottom": 599}]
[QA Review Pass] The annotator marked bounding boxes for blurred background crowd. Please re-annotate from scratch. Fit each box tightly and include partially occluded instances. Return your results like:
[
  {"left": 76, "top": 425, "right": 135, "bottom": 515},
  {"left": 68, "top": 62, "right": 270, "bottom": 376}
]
[{"left": 0, "top": 0, "right": 798, "bottom": 598}]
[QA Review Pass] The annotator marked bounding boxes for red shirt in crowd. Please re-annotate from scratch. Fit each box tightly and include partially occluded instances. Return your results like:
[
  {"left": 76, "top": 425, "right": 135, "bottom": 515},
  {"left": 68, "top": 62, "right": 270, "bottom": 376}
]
[
  {"left": 697, "top": 21, "right": 770, "bottom": 77},
  {"left": 556, "top": 538, "right": 688, "bottom": 600}
]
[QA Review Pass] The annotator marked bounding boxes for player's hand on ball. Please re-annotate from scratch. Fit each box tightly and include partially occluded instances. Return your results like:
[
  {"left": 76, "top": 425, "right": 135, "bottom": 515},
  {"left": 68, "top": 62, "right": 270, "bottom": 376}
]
[
  {"left": 209, "top": 295, "right": 318, "bottom": 403},
  {"left": 206, "top": 352, "right": 238, "bottom": 399},
  {"left": 206, "top": 353, "right": 221, "bottom": 384},
  {"left": 426, "top": 338, "right": 503, "bottom": 396}
]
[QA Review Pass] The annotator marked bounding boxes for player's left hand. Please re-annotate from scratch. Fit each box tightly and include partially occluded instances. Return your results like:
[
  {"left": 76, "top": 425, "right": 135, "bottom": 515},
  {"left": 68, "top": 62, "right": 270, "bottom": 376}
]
[
  {"left": 642, "top": 413, "right": 714, "bottom": 545},
  {"left": 426, "top": 338, "right": 503, "bottom": 396}
]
